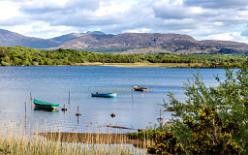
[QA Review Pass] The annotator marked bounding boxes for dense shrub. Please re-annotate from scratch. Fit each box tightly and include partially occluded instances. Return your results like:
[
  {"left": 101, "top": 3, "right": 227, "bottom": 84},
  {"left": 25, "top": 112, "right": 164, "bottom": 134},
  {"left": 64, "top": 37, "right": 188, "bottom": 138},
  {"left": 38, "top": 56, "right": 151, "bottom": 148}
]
[{"left": 148, "top": 66, "right": 248, "bottom": 154}]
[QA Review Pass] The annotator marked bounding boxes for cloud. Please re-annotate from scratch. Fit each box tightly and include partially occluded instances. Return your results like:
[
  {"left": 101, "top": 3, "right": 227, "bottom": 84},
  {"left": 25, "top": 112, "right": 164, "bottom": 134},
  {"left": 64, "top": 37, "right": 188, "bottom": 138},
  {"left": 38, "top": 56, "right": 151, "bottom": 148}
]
[
  {"left": 21, "top": 0, "right": 99, "bottom": 14},
  {"left": 153, "top": 0, "right": 204, "bottom": 19},
  {"left": 185, "top": 0, "right": 248, "bottom": 9},
  {"left": 241, "top": 25, "right": 248, "bottom": 37},
  {"left": 2, "top": 21, "right": 78, "bottom": 38},
  {"left": 0, "top": 0, "right": 248, "bottom": 43},
  {"left": 0, "top": 1, "right": 22, "bottom": 22}
]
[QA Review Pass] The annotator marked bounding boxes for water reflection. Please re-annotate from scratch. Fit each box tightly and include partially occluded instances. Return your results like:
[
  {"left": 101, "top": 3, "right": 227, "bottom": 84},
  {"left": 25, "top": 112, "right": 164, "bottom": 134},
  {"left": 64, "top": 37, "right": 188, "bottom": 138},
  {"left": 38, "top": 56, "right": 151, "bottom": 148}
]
[{"left": 0, "top": 66, "right": 226, "bottom": 133}]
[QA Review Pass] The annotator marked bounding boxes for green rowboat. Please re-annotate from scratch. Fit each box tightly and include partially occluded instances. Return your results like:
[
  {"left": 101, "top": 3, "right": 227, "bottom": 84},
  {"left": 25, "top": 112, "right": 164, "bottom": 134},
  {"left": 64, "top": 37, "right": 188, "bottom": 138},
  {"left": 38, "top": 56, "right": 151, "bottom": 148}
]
[{"left": 33, "top": 98, "right": 59, "bottom": 111}]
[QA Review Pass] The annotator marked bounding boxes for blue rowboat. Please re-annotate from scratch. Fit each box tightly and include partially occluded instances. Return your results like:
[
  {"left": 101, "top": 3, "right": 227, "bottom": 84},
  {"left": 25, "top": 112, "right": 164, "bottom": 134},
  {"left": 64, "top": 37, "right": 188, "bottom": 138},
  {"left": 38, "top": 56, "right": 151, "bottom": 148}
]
[{"left": 91, "top": 92, "right": 117, "bottom": 98}]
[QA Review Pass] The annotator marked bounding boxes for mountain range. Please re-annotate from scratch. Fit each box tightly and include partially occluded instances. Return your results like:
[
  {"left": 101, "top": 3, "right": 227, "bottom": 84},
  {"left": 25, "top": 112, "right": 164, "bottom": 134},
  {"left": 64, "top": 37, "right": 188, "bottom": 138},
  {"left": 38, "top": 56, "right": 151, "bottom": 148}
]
[{"left": 0, "top": 29, "right": 248, "bottom": 54}]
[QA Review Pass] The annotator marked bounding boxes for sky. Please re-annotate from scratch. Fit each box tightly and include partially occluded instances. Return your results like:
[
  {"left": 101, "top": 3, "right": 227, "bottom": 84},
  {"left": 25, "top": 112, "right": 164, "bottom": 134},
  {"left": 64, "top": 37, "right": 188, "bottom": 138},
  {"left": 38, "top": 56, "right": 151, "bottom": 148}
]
[{"left": 0, "top": 0, "right": 248, "bottom": 42}]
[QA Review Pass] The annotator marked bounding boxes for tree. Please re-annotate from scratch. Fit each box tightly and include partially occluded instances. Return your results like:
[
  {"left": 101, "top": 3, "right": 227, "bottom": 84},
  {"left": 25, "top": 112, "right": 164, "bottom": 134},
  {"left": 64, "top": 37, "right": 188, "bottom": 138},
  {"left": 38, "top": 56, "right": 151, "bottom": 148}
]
[{"left": 148, "top": 67, "right": 248, "bottom": 154}]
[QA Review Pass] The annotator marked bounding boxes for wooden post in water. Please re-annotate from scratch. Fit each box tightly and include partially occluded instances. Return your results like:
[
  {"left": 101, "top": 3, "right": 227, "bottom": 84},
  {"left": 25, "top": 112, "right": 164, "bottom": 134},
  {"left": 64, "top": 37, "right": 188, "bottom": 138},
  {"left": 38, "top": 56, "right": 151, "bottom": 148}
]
[
  {"left": 30, "top": 92, "right": 33, "bottom": 110},
  {"left": 30, "top": 92, "right": 32, "bottom": 101},
  {"left": 76, "top": 115, "right": 79, "bottom": 124},
  {"left": 131, "top": 90, "right": 134, "bottom": 104},
  {"left": 24, "top": 101, "right": 27, "bottom": 129},
  {"left": 68, "top": 91, "right": 71, "bottom": 105},
  {"left": 24, "top": 101, "right": 27, "bottom": 117},
  {"left": 75, "top": 106, "right": 81, "bottom": 116},
  {"left": 61, "top": 104, "right": 67, "bottom": 112},
  {"left": 75, "top": 105, "right": 81, "bottom": 124}
]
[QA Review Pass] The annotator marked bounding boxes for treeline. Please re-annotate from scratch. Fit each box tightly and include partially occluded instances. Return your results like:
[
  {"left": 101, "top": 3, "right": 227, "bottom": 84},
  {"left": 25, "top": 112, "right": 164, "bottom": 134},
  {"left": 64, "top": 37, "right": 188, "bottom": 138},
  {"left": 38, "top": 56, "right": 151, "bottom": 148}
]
[{"left": 0, "top": 46, "right": 246, "bottom": 67}]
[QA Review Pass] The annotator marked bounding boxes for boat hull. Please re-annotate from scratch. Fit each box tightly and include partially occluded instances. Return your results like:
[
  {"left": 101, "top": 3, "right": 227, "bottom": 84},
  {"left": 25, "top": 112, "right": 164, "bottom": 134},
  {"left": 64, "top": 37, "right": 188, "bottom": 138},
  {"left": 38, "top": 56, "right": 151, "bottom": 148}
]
[
  {"left": 91, "top": 93, "right": 117, "bottom": 98},
  {"left": 133, "top": 86, "right": 149, "bottom": 92},
  {"left": 34, "top": 104, "right": 57, "bottom": 111},
  {"left": 33, "top": 99, "right": 59, "bottom": 111},
  {"left": 133, "top": 88, "right": 148, "bottom": 92}
]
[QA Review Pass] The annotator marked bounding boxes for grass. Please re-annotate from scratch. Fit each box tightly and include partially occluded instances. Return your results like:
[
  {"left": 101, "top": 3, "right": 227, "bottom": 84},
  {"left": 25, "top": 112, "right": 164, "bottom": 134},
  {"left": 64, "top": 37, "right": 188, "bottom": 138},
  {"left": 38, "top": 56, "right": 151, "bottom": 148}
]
[
  {"left": 39, "top": 132, "right": 153, "bottom": 148},
  {"left": 0, "top": 129, "right": 150, "bottom": 155},
  {"left": 0, "top": 136, "right": 84, "bottom": 155}
]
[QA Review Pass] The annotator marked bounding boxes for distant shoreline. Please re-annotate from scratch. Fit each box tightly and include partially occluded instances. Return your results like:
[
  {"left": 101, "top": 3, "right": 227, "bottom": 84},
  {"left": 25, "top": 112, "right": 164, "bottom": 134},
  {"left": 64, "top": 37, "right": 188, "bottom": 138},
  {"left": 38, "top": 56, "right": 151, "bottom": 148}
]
[
  {"left": 0, "top": 62, "right": 231, "bottom": 68},
  {"left": 46, "top": 62, "right": 228, "bottom": 68},
  {"left": 73, "top": 62, "right": 211, "bottom": 68}
]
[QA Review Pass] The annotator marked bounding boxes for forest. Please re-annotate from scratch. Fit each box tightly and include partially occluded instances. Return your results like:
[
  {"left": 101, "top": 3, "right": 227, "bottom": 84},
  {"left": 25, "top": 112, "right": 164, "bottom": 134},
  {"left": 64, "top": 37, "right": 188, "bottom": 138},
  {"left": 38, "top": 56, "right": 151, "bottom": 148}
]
[{"left": 0, "top": 46, "right": 246, "bottom": 67}]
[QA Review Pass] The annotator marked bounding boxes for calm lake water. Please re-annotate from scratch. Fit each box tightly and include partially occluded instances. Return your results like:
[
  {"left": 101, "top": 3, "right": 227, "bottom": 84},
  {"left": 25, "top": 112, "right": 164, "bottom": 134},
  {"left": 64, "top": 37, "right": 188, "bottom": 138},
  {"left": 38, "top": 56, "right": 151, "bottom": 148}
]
[{"left": 0, "top": 66, "right": 226, "bottom": 133}]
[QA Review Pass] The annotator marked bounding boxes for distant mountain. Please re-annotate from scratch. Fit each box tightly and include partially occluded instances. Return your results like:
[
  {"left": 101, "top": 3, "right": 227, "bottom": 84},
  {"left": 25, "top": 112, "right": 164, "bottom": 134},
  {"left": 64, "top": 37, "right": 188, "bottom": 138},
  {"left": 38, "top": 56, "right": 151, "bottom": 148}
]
[
  {"left": 86, "top": 31, "right": 106, "bottom": 35},
  {"left": 50, "top": 31, "right": 105, "bottom": 44},
  {"left": 0, "top": 29, "right": 58, "bottom": 48},
  {"left": 50, "top": 33, "right": 84, "bottom": 44},
  {"left": 58, "top": 33, "right": 248, "bottom": 54},
  {"left": 1, "top": 28, "right": 248, "bottom": 54}
]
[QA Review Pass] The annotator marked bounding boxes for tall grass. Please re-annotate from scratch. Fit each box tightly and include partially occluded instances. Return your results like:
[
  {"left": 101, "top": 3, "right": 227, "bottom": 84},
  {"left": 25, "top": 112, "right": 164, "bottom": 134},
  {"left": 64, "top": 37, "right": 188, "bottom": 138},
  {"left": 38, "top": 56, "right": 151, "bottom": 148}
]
[
  {"left": 0, "top": 133, "right": 142, "bottom": 155},
  {"left": 0, "top": 126, "right": 149, "bottom": 155}
]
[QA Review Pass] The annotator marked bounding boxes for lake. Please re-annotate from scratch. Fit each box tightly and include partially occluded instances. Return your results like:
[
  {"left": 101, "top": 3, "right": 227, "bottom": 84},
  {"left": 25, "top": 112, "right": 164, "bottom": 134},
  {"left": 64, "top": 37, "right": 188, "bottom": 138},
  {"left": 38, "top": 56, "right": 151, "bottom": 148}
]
[{"left": 0, "top": 66, "right": 226, "bottom": 133}]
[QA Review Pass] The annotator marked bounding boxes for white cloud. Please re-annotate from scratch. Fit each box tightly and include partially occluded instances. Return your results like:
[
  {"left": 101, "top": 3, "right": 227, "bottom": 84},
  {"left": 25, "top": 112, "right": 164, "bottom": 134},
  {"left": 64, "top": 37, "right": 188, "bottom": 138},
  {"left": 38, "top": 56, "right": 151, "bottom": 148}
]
[
  {"left": 0, "top": 1, "right": 21, "bottom": 21},
  {"left": 204, "top": 32, "right": 248, "bottom": 43},
  {"left": 94, "top": 1, "right": 131, "bottom": 17},
  {"left": 123, "top": 28, "right": 151, "bottom": 33},
  {"left": 2, "top": 21, "right": 77, "bottom": 38},
  {"left": 0, "top": 0, "right": 248, "bottom": 43},
  {"left": 24, "top": 0, "right": 68, "bottom": 9}
]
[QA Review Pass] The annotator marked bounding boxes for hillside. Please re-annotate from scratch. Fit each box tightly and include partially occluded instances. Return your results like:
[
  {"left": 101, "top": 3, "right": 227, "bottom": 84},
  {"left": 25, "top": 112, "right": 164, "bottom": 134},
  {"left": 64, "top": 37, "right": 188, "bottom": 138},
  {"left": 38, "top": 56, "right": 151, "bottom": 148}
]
[
  {"left": 1, "top": 29, "right": 248, "bottom": 54},
  {"left": 0, "top": 29, "right": 58, "bottom": 48}
]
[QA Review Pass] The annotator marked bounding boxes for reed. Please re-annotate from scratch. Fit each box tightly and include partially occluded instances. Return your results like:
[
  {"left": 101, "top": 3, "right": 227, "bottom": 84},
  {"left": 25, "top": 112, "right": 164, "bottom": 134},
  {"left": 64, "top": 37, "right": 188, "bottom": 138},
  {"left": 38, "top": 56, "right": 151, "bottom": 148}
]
[
  {"left": 0, "top": 133, "right": 136, "bottom": 155},
  {"left": 0, "top": 126, "right": 149, "bottom": 155}
]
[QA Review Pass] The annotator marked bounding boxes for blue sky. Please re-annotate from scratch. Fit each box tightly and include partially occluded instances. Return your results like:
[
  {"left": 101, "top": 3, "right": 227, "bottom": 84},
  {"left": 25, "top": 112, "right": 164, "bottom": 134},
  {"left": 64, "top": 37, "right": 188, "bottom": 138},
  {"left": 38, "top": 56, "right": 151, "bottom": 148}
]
[{"left": 0, "top": 0, "right": 248, "bottom": 43}]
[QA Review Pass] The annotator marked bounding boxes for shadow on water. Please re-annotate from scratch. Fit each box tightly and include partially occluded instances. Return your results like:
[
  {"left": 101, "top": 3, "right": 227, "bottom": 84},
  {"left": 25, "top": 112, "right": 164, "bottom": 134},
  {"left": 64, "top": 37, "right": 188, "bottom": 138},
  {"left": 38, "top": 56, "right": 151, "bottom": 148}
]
[{"left": 34, "top": 108, "right": 59, "bottom": 112}]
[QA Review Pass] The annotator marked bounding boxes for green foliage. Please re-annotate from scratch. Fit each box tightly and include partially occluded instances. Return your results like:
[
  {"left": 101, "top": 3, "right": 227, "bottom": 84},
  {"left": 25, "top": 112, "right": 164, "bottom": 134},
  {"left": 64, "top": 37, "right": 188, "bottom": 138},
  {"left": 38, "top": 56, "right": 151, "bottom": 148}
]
[
  {"left": 147, "top": 131, "right": 185, "bottom": 155},
  {"left": 127, "top": 129, "right": 155, "bottom": 140},
  {"left": 148, "top": 114, "right": 242, "bottom": 155},
  {"left": 148, "top": 66, "right": 248, "bottom": 154},
  {"left": 0, "top": 46, "right": 246, "bottom": 67}
]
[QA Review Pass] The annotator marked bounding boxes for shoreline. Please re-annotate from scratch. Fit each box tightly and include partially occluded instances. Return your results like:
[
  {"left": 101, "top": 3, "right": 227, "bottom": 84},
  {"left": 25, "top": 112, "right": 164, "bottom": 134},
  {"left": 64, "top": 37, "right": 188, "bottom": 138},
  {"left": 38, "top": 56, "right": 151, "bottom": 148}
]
[
  {"left": 74, "top": 62, "right": 207, "bottom": 68},
  {"left": 1, "top": 62, "right": 230, "bottom": 68}
]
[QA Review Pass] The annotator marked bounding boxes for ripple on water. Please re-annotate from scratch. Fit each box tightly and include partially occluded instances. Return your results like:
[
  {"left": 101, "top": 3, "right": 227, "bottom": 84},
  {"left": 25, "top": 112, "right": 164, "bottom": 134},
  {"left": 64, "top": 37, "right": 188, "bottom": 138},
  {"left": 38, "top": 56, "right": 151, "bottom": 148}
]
[{"left": 0, "top": 66, "right": 225, "bottom": 133}]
